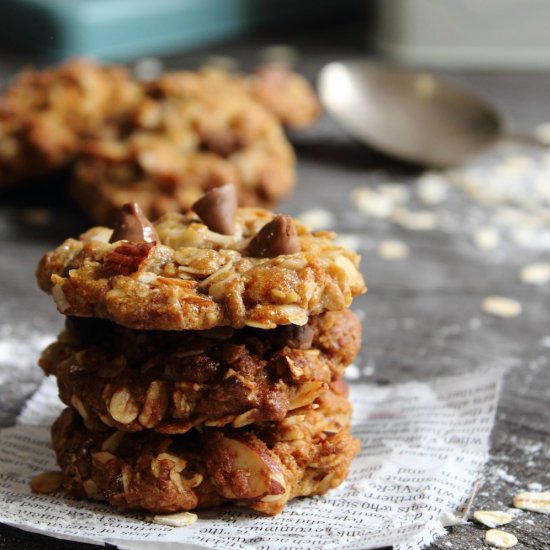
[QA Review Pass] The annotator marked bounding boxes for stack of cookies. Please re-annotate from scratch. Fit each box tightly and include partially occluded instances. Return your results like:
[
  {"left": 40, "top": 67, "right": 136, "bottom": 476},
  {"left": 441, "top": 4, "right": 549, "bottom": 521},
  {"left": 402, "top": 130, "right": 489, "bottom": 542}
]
[{"left": 36, "top": 184, "right": 366, "bottom": 515}]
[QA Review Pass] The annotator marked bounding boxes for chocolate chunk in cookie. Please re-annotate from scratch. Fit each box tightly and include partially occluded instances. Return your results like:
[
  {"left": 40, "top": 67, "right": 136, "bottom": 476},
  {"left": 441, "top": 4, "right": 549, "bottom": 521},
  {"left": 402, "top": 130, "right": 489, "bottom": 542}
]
[
  {"left": 110, "top": 202, "right": 159, "bottom": 243},
  {"left": 247, "top": 215, "right": 300, "bottom": 257},
  {"left": 191, "top": 184, "right": 237, "bottom": 235}
]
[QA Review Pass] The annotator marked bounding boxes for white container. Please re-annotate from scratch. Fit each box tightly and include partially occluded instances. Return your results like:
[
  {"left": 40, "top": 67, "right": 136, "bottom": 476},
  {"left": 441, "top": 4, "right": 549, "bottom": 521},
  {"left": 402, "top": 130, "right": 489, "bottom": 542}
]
[{"left": 372, "top": 0, "right": 550, "bottom": 68}]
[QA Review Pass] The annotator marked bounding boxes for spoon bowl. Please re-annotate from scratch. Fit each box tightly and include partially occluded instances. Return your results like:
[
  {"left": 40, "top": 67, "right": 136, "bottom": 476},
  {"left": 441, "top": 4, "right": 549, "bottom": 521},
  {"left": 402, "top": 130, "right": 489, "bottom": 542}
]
[{"left": 318, "top": 61, "right": 504, "bottom": 167}]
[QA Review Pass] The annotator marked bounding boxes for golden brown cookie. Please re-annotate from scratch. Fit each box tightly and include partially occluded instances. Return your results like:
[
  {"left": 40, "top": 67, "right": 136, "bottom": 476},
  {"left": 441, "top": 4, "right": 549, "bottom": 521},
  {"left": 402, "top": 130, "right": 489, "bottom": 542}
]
[
  {"left": 40, "top": 310, "right": 361, "bottom": 433},
  {"left": 1, "top": 61, "right": 320, "bottom": 225},
  {"left": 0, "top": 59, "right": 141, "bottom": 187},
  {"left": 147, "top": 65, "right": 320, "bottom": 130},
  {"left": 70, "top": 68, "right": 300, "bottom": 225},
  {"left": 36, "top": 202, "right": 366, "bottom": 330},
  {"left": 250, "top": 64, "right": 321, "bottom": 129},
  {"left": 51, "top": 383, "right": 359, "bottom": 515}
]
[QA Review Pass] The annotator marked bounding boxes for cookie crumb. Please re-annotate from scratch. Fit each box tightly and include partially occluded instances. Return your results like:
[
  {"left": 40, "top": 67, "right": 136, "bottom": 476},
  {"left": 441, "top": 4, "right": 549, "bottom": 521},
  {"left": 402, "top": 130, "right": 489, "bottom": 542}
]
[
  {"left": 481, "top": 296, "right": 522, "bottom": 319},
  {"left": 30, "top": 471, "right": 64, "bottom": 494}
]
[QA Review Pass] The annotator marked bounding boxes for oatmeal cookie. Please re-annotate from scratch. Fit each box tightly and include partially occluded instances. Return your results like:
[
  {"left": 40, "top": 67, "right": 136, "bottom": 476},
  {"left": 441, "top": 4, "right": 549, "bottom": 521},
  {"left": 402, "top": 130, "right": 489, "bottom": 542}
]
[
  {"left": 146, "top": 66, "right": 319, "bottom": 130},
  {"left": 71, "top": 68, "right": 297, "bottom": 225},
  {"left": 40, "top": 310, "right": 361, "bottom": 433},
  {"left": 1, "top": 60, "right": 318, "bottom": 204},
  {"left": 250, "top": 64, "right": 321, "bottom": 129},
  {"left": 51, "top": 382, "right": 359, "bottom": 515},
  {"left": 0, "top": 59, "right": 141, "bottom": 187},
  {"left": 36, "top": 198, "right": 366, "bottom": 330}
]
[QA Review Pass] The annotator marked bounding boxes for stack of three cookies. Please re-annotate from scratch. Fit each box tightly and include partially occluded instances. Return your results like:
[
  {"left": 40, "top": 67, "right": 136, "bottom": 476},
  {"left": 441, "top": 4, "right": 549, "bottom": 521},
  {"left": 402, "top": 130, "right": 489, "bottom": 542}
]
[{"left": 36, "top": 184, "right": 366, "bottom": 515}]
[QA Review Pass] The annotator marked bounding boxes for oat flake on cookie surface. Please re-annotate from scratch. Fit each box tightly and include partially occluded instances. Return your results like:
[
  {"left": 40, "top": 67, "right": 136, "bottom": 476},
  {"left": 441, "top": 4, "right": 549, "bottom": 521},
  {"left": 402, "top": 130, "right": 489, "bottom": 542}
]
[{"left": 37, "top": 190, "right": 366, "bottom": 331}]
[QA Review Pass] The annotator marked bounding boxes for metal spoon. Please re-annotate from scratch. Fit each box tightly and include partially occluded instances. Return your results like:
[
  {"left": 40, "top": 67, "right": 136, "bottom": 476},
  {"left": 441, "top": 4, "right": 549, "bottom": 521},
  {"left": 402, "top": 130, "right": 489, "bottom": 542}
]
[{"left": 318, "top": 61, "right": 518, "bottom": 167}]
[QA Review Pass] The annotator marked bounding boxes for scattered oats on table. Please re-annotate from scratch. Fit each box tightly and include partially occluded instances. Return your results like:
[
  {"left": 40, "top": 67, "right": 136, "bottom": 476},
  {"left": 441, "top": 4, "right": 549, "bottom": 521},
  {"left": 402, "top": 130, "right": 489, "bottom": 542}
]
[
  {"left": 351, "top": 187, "right": 395, "bottom": 219},
  {"left": 512, "top": 491, "right": 550, "bottom": 514},
  {"left": 481, "top": 296, "right": 522, "bottom": 319},
  {"left": 519, "top": 262, "right": 550, "bottom": 285},
  {"left": 377, "top": 240, "right": 409, "bottom": 261},
  {"left": 298, "top": 208, "right": 335, "bottom": 230},
  {"left": 485, "top": 529, "right": 518, "bottom": 549},
  {"left": 473, "top": 227, "right": 501, "bottom": 251},
  {"left": 473, "top": 510, "right": 513, "bottom": 528},
  {"left": 391, "top": 207, "right": 439, "bottom": 231},
  {"left": 417, "top": 173, "right": 449, "bottom": 205}
]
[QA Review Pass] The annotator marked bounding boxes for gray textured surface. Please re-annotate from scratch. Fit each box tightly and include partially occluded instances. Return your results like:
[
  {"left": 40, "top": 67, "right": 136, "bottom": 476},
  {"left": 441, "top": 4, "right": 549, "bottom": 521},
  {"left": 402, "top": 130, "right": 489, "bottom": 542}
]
[{"left": 0, "top": 26, "right": 548, "bottom": 550}]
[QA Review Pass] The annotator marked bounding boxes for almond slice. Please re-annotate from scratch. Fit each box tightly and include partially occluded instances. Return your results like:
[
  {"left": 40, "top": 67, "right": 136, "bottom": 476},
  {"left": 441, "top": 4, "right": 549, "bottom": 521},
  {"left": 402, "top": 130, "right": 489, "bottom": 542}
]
[
  {"left": 108, "top": 387, "right": 139, "bottom": 424},
  {"left": 289, "top": 380, "right": 326, "bottom": 410},
  {"left": 215, "top": 436, "right": 286, "bottom": 501}
]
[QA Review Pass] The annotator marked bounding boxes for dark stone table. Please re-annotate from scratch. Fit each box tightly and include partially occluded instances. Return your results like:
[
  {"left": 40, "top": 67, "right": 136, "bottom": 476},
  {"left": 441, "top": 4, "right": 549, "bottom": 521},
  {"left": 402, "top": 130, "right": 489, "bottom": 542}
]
[{"left": 0, "top": 25, "right": 548, "bottom": 550}]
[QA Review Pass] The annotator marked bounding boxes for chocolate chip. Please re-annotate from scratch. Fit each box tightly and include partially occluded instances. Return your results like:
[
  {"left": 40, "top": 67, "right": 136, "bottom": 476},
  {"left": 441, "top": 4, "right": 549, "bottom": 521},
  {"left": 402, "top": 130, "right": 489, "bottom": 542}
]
[
  {"left": 65, "top": 317, "right": 112, "bottom": 346},
  {"left": 192, "top": 184, "right": 237, "bottom": 235},
  {"left": 272, "top": 324, "right": 314, "bottom": 350},
  {"left": 247, "top": 215, "right": 300, "bottom": 257},
  {"left": 110, "top": 202, "right": 159, "bottom": 243},
  {"left": 200, "top": 129, "right": 241, "bottom": 157}
]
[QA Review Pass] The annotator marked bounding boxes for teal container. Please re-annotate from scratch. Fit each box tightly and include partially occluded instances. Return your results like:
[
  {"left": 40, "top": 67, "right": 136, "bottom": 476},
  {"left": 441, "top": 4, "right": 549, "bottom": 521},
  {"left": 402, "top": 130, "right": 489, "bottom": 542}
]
[{"left": 0, "top": 0, "right": 350, "bottom": 61}]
